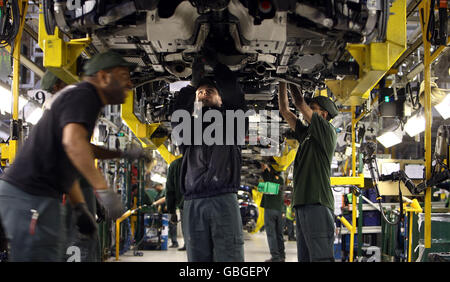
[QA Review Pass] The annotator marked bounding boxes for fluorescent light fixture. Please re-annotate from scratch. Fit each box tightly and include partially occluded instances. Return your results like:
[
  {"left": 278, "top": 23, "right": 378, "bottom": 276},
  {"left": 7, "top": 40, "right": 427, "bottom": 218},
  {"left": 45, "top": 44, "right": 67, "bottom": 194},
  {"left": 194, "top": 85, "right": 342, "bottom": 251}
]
[
  {"left": 151, "top": 173, "right": 167, "bottom": 184},
  {"left": 404, "top": 112, "right": 425, "bottom": 137},
  {"left": 169, "top": 81, "right": 191, "bottom": 92},
  {"left": 376, "top": 129, "right": 403, "bottom": 148},
  {"left": 435, "top": 94, "right": 450, "bottom": 119},
  {"left": 27, "top": 107, "right": 43, "bottom": 125},
  {"left": 0, "top": 84, "right": 28, "bottom": 114}
]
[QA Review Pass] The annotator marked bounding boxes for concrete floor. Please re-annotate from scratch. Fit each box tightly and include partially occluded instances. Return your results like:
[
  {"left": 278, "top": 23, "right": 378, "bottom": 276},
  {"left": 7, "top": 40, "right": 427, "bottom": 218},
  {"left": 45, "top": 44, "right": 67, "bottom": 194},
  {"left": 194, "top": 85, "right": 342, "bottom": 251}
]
[{"left": 112, "top": 231, "right": 298, "bottom": 262}]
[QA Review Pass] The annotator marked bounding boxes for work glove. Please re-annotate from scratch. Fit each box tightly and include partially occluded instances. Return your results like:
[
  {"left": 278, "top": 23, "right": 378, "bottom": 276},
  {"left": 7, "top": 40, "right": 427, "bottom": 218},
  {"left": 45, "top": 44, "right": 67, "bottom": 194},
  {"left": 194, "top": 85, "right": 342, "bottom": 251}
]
[
  {"left": 121, "top": 145, "right": 146, "bottom": 162},
  {"left": 95, "top": 197, "right": 106, "bottom": 223},
  {"left": 95, "top": 189, "right": 125, "bottom": 221},
  {"left": 73, "top": 203, "right": 98, "bottom": 237}
]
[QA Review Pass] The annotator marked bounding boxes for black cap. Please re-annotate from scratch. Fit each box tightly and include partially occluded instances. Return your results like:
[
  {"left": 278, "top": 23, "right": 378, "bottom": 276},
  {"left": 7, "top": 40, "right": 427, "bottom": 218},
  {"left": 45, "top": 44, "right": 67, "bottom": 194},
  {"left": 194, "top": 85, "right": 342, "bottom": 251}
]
[
  {"left": 83, "top": 51, "right": 137, "bottom": 76},
  {"left": 197, "top": 77, "right": 218, "bottom": 91}
]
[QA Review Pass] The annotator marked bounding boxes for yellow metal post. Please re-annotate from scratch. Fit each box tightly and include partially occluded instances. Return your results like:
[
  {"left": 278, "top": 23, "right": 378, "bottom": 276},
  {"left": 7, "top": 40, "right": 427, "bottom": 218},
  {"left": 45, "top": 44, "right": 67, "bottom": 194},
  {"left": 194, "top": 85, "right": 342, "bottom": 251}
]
[
  {"left": 419, "top": 0, "right": 432, "bottom": 249},
  {"left": 8, "top": 0, "right": 28, "bottom": 163},
  {"left": 408, "top": 212, "right": 413, "bottom": 262},
  {"left": 349, "top": 105, "right": 357, "bottom": 262}
]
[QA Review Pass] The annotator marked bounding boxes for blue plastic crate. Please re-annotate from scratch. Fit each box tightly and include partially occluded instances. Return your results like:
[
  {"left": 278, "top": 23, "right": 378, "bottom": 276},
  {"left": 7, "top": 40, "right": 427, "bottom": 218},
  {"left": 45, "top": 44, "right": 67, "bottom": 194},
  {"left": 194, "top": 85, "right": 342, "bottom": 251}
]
[{"left": 363, "top": 210, "right": 381, "bottom": 226}]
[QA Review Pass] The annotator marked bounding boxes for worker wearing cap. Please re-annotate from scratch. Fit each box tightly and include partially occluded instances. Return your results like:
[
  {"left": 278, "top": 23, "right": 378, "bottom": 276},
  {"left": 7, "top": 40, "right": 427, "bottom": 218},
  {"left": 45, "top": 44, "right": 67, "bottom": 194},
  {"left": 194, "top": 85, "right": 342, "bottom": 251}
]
[
  {"left": 259, "top": 161, "right": 286, "bottom": 262},
  {"left": 41, "top": 71, "right": 67, "bottom": 95},
  {"left": 278, "top": 82, "right": 338, "bottom": 262},
  {"left": 0, "top": 51, "right": 141, "bottom": 261},
  {"left": 171, "top": 50, "right": 246, "bottom": 262}
]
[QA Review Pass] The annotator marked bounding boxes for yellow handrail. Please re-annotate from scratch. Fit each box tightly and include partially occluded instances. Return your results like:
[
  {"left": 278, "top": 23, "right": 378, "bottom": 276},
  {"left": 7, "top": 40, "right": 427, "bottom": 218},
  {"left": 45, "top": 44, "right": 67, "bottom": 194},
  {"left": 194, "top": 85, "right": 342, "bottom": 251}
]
[
  {"left": 115, "top": 205, "right": 147, "bottom": 261},
  {"left": 403, "top": 198, "right": 423, "bottom": 262}
]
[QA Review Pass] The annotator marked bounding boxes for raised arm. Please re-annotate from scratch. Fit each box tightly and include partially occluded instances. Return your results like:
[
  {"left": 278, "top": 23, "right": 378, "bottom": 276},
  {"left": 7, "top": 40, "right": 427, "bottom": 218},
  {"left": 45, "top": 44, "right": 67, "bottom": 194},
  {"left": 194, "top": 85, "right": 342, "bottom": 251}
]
[
  {"left": 278, "top": 81, "right": 297, "bottom": 131},
  {"left": 289, "top": 84, "right": 313, "bottom": 124}
]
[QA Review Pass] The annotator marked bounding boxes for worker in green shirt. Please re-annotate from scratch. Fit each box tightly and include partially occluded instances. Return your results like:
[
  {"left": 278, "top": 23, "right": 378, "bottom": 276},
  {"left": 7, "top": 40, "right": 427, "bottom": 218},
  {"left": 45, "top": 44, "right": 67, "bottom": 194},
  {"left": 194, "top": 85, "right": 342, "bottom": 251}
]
[
  {"left": 151, "top": 183, "right": 180, "bottom": 248},
  {"left": 259, "top": 161, "right": 285, "bottom": 262},
  {"left": 278, "top": 81, "right": 338, "bottom": 262},
  {"left": 166, "top": 157, "right": 186, "bottom": 250}
]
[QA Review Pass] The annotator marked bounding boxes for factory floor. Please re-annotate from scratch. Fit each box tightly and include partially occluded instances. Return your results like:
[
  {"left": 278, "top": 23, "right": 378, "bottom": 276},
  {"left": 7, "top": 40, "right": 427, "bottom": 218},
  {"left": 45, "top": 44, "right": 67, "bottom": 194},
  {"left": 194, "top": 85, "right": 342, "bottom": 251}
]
[{"left": 111, "top": 231, "right": 299, "bottom": 262}]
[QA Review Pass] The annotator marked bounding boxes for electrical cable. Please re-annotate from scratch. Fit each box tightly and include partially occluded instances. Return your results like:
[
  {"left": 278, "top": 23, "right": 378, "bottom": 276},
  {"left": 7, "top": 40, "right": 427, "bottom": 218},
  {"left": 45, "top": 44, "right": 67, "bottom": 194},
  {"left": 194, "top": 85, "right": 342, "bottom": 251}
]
[
  {"left": 0, "top": 0, "right": 19, "bottom": 48},
  {"left": 426, "top": 0, "right": 436, "bottom": 44},
  {"left": 362, "top": 142, "right": 403, "bottom": 225}
]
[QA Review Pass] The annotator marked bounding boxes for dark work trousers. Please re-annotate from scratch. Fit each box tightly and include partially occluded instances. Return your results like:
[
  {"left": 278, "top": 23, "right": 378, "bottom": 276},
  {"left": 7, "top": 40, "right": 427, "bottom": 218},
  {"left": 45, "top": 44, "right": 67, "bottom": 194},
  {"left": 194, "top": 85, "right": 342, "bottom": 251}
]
[
  {"left": 179, "top": 208, "right": 185, "bottom": 247},
  {"left": 169, "top": 220, "right": 178, "bottom": 245},
  {"left": 264, "top": 208, "right": 285, "bottom": 261},
  {"left": 285, "top": 218, "right": 296, "bottom": 240},
  {"left": 0, "top": 180, "right": 66, "bottom": 262},
  {"left": 64, "top": 181, "right": 100, "bottom": 262},
  {"left": 183, "top": 193, "right": 244, "bottom": 262},
  {"left": 295, "top": 204, "right": 335, "bottom": 262}
]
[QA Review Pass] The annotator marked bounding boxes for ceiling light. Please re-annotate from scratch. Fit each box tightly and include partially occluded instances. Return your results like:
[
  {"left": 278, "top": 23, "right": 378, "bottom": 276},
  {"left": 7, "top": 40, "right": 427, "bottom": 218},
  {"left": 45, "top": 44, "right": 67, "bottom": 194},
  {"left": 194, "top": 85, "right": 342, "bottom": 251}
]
[
  {"left": 404, "top": 112, "right": 425, "bottom": 137},
  {"left": 376, "top": 131, "right": 403, "bottom": 148},
  {"left": 0, "top": 84, "right": 28, "bottom": 115},
  {"left": 376, "top": 122, "right": 403, "bottom": 148},
  {"left": 435, "top": 94, "right": 450, "bottom": 120},
  {"left": 27, "top": 107, "right": 43, "bottom": 125},
  {"left": 151, "top": 173, "right": 166, "bottom": 184}
]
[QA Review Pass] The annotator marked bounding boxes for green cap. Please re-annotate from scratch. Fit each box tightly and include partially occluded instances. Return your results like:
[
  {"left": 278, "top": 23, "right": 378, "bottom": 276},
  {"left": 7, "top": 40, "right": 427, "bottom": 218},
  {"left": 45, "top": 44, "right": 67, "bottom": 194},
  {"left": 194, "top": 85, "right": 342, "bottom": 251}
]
[
  {"left": 41, "top": 71, "right": 60, "bottom": 92},
  {"left": 83, "top": 51, "right": 137, "bottom": 76},
  {"left": 310, "top": 96, "right": 339, "bottom": 119}
]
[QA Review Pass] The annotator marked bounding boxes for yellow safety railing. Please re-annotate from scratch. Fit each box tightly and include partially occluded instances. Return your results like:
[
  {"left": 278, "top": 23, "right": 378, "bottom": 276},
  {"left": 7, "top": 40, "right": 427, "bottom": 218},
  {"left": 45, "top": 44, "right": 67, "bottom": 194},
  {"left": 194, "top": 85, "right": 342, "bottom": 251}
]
[
  {"left": 402, "top": 198, "right": 423, "bottom": 262},
  {"left": 419, "top": 0, "right": 450, "bottom": 250},
  {"left": 115, "top": 205, "right": 147, "bottom": 261}
]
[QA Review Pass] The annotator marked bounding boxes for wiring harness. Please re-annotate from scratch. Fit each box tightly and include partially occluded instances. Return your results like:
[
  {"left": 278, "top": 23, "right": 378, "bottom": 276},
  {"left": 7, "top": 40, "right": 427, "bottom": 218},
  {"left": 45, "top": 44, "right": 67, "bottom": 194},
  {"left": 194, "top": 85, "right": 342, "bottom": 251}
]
[{"left": 0, "top": 0, "right": 19, "bottom": 48}]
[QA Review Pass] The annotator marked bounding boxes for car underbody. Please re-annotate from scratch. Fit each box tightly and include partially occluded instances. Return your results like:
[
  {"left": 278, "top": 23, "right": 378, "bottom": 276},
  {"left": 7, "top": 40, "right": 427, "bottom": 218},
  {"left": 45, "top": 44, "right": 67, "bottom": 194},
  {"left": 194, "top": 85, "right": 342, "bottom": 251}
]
[{"left": 41, "top": 0, "right": 393, "bottom": 186}]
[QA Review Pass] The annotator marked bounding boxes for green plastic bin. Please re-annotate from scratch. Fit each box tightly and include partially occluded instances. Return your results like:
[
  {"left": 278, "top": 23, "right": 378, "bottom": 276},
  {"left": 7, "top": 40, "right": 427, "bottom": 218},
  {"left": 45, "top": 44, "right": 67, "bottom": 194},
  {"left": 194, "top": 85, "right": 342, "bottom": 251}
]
[
  {"left": 257, "top": 182, "right": 280, "bottom": 195},
  {"left": 416, "top": 213, "right": 450, "bottom": 262}
]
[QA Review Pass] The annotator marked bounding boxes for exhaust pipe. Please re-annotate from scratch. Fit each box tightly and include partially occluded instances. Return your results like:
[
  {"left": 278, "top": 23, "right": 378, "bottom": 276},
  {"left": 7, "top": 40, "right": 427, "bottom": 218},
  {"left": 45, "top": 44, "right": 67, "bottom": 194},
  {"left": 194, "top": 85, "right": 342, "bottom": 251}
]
[
  {"left": 166, "top": 62, "right": 192, "bottom": 78},
  {"left": 255, "top": 64, "right": 266, "bottom": 76}
]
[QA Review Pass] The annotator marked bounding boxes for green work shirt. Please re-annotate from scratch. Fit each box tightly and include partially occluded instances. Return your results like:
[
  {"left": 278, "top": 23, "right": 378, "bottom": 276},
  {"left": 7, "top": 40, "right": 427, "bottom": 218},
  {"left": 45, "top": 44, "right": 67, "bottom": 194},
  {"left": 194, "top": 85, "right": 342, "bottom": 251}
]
[
  {"left": 293, "top": 112, "right": 337, "bottom": 211},
  {"left": 260, "top": 168, "right": 284, "bottom": 212},
  {"left": 166, "top": 157, "right": 184, "bottom": 213}
]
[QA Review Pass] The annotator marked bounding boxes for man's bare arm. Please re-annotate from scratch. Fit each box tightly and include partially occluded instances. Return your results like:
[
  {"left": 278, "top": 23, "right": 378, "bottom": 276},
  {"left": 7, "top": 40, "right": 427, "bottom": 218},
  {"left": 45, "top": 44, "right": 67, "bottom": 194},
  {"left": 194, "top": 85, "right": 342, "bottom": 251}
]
[
  {"left": 289, "top": 84, "right": 313, "bottom": 124},
  {"left": 152, "top": 197, "right": 166, "bottom": 206},
  {"left": 91, "top": 144, "right": 122, "bottom": 159},
  {"left": 62, "top": 123, "right": 108, "bottom": 190},
  {"left": 278, "top": 82, "right": 297, "bottom": 131}
]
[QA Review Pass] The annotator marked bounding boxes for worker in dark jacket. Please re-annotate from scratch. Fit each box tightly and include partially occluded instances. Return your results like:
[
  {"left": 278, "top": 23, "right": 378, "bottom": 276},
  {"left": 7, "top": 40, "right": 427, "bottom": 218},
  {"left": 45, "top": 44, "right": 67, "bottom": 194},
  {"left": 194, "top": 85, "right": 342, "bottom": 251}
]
[
  {"left": 278, "top": 82, "right": 338, "bottom": 262},
  {"left": 259, "top": 162, "right": 286, "bottom": 262},
  {"left": 171, "top": 51, "right": 246, "bottom": 262}
]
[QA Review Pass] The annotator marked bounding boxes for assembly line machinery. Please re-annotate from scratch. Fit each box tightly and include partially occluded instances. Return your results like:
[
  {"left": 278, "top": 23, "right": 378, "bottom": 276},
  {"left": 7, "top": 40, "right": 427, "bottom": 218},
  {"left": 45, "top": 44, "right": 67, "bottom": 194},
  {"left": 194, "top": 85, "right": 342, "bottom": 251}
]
[{"left": 1, "top": 0, "right": 449, "bottom": 262}]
